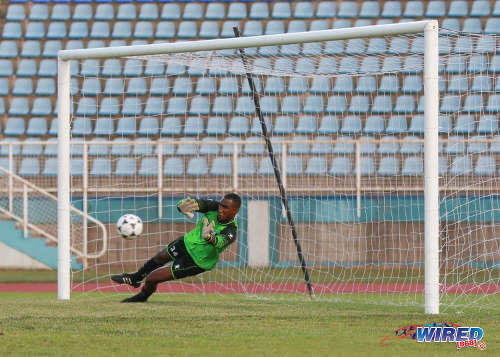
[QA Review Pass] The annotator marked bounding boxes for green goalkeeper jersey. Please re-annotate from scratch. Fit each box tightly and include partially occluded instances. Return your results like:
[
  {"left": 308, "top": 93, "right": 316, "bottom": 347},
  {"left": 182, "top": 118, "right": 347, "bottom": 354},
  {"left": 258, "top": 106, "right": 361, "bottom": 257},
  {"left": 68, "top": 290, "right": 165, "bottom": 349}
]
[{"left": 177, "top": 198, "right": 238, "bottom": 270}]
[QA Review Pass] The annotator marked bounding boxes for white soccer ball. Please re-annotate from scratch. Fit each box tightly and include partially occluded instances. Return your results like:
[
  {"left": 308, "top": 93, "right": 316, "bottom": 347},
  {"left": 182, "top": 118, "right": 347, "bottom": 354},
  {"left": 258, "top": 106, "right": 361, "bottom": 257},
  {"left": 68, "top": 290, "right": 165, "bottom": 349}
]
[{"left": 117, "top": 214, "right": 143, "bottom": 240}]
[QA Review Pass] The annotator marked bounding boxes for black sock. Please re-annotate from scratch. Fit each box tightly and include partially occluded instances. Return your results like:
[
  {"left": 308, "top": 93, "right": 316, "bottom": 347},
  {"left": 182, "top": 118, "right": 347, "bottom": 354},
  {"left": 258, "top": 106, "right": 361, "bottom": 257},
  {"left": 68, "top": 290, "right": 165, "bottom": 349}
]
[
  {"left": 132, "top": 258, "right": 163, "bottom": 281},
  {"left": 140, "top": 284, "right": 157, "bottom": 300}
]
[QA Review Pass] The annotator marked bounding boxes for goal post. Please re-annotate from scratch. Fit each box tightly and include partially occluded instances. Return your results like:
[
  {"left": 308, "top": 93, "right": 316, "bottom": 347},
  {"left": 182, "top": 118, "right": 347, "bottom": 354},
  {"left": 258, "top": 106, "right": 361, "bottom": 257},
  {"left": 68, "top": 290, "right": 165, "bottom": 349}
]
[{"left": 57, "top": 21, "right": 440, "bottom": 312}]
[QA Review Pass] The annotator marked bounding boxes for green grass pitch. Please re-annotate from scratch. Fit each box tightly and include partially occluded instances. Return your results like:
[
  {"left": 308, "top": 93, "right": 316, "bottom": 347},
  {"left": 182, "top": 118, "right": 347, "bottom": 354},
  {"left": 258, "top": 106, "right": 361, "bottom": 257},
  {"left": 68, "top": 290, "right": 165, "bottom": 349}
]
[{"left": 0, "top": 292, "right": 498, "bottom": 357}]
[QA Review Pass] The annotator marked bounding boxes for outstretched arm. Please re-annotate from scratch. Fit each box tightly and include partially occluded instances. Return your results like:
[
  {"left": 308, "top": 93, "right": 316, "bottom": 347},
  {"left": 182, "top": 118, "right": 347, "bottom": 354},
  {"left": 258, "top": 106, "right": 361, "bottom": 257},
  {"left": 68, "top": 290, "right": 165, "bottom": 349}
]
[{"left": 196, "top": 199, "right": 220, "bottom": 213}]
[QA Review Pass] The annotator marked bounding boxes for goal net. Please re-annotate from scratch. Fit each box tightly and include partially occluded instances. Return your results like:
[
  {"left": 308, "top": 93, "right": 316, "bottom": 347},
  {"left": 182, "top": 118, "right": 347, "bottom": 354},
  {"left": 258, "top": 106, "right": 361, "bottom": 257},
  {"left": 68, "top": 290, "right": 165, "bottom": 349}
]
[{"left": 58, "top": 22, "right": 500, "bottom": 312}]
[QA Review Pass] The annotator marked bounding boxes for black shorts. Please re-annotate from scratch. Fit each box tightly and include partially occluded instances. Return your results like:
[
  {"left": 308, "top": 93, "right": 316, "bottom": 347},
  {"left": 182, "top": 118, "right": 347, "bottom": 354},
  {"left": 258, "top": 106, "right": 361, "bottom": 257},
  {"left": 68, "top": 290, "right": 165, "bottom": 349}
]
[{"left": 166, "top": 237, "right": 206, "bottom": 280}]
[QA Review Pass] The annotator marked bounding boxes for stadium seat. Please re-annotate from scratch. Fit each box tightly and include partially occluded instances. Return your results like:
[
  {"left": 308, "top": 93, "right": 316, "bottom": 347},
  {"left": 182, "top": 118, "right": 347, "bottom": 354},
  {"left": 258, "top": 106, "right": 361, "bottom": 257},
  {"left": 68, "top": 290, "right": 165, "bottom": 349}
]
[
  {"left": 363, "top": 116, "right": 385, "bottom": 134},
  {"left": 212, "top": 97, "right": 232, "bottom": 116},
  {"left": 206, "top": 3, "right": 225, "bottom": 20},
  {"left": 426, "top": 1, "right": 446, "bottom": 17},
  {"left": 402, "top": 156, "right": 423, "bottom": 176},
  {"left": 0, "top": 60, "right": 13, "bottom": 77},
  {"left": 295, "top": 116, "right": 317, "bottom": 135},
  {"left": 7, "top": 98, "right": 28, "bottom": 116},
  {"left": 377, "top": 156, "right": 399, "bottom": 176},
  {"left": 476, "top": 115, "right": 498, "bottom": 134},
  {"left": 447, "top": 75, "right": 468, "bottom": 93},
  {"left": 288, "top": 78, "right": 308, "bottom": 94},
  {"left": 325, "top": 96, "right": 347, "bottom": 114},
  {"left": 378, "top": 136, "right": 399, "bottom": 154},
  {"left": 12, "top": 78, "right": 33, "bottom": 96},
  {"left": 31, "top": 98, "right": 52, "bottom": 117},
  {"left": 20, "top": 41, "right": 41, "bottom": 58},
  {"left": 22, "top": 139, "right": 45, "bottom": 157},
  {"left": 163, "top": 158, "right": 184, "bottom": 177},
  {"left": 221, "top": 137, "right": 242, "bottom": 156},
  {"left": 273, "top": 116, "right": 294, "bottom": 135},
  {"left": 448, "top": 1, "right": 468, "bottom": 17},
  {"left": 244, "top": 136, "right": 265, "bottom": 155},
  {"left": 0, "top": 79, "right": 7, "bottom": 96},
  {"left": 35, "top": 78, "right": 55, "bottom": 96},
  {"left": 2, "top": 22, "right": 22, "bottom": 40},
  {"left": 114, "top": 158, "right": 136, "bottom": 177},
  {"left": 117, "top": 3, "right": 136, "bottom": 21},
  {"left": 198, "top": 137, "right": 219, "bottom": 156},
  {"left": 155, "top": 139, "right": 175, "bottom": 157},
  {"left": 72, "top": 117, "right": 92, "bottom": 137},
  {"left": 0, "top": 138, "right": 20, "bottom": 157},
  {"left": 340, "top": 115, "right": 362, "bottom": 134},
  {"left": 6, "top": 4, "right": 25, "bottom": 21},
  {"left": 454, "top": 115, "right": 475, "bottom": 134},
  {"left": 187, "top": 158, "right": 208, "bottom": 177},
  {"left": 87, "top": 138, "right": 108, "bottom": 157},
  {"left": 386, "top": 116, "right": 408, "bottom": 134},
  {"left": 333, "top": 136, "right": 354, "bottom": 154},
  {"left": 463, "top": 18, "right": 482, "bottom": 33},
  {"left": 382, "top": 1, "right": 402, "bottom": 17},
  {"left": 289, "top": 136, "right": 310, "bottom": 155},
  {"left": 302, "top": 96, "right": 324, "bottom": 114},
  {"left": 449, "top": 156, "right": 473, "bottom": 176},
  {"left": 487, "top": 94, "right": 500, "bottom": 113},
  {"left": 264, "top": 78, "right": 285, "bottom": 95},
  {"left": 371, "top": 96, "right": 393, "bottom": 114},
  {"left": 402, "top": 76, "right": 422, "bottom": 94},
  {"left": 228, "top": 116, "right": 249, "bottom": 136},
  {"left": 235, "top": 157, "right": 255, "bottom": 176},
  {"left": 187, "top": 96, "right": 208, "bottom": 116},
  {"left": 73, "top": 4, "right": 92, "bottom": 21},
  {"left": 133, "top": 138, "right": 154, "bottom": 156},
  {"left": 250, "top": 116, "right": 272, "bottom": 136},
  {"left": 445, "top": 136, "right": 466, "bottom": 154},
  {"left": 462, "top": 94, "right": 483, "bottom": 113},
  {"left": 24, "top": 22, "right": 45, "bottom": 40},
  {"left": 485, "top": 18, "right": 500, "bottom": 35},
  {"left": 311, "top": 136, "right": 332, "bottom": 154},
  {"left": 209, "top": 157, "right": 231, "bottom": 177},
  {"left": 258, "top": 157, "right": 276, "bottom": 176},
  {"left": 440, "top": 95, "right": 461, "bottom": 114},
  {"left": 41, "top": 158, "right": 58, "bottom": 177},
  {"left": 468, "top": 135, "right": 489, "bottom": 154},
  {"left": 285, "top": 157, "right": 303, "bottom": 176},
  {"left": 4, "top": 117, "right": 25, "bottom": 136},
  {"left": 0, "top": 41, "right": 18, "bottom": 58},
  {"left": 204, "top": 117, "right": 226, "bottom": 137},
  {"left": 26, "top": 118, "right": 47, "bottom": 137},
  {"left": 329, "top": 157, "right": 352, "bottom": 176},
  {"left": 235, "top": 97, "right": 255, "bottom": 115},
  {"left": 474, "top": 155, "right": 496, "bottom": 175},
  {"left": 400, "top": 136, "right": 423, "bottom": 154},
  {"left": 176, "top": 137, "right": 198, "bottom": 156},
  {"left": 19, "top": 158, "right": 40, "bottom": 177},
  {"left": 138, "top": 158, "right": 157, "bottom": 177},
  {"left": 471, "top": 0, "right": 491, "bottom": 16}
]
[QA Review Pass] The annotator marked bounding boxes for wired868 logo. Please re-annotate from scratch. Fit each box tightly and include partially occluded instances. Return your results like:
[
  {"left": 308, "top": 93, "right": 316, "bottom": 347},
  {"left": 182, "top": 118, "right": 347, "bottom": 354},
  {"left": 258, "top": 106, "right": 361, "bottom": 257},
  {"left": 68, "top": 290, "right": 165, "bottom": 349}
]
[
  {"left": 379, "top": 322, "right": 486, "bottom": 350},
  {"left": 417, "top": 323, "right": 486, "bottom": 350}
]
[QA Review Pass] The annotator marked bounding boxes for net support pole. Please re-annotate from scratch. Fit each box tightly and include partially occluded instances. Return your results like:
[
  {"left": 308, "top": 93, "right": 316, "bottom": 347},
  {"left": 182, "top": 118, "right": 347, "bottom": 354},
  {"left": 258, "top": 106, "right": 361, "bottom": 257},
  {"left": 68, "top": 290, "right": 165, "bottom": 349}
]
[
  {"left": 424, "top": 21, "right": 440, "bottom": 314},
  {"left": 57, "top": 58, "right": 71, "bottom": 300},
  {"left": 233, "top": 27, "right": 314, "bottom": 299}
]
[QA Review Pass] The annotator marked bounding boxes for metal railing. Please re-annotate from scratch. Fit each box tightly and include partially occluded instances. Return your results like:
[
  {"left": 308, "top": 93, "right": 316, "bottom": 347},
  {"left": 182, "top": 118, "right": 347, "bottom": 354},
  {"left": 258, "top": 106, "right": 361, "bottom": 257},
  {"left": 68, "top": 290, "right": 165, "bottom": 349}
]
[{"left": 0, "top": 165, "right": 108, "bottom": 268}]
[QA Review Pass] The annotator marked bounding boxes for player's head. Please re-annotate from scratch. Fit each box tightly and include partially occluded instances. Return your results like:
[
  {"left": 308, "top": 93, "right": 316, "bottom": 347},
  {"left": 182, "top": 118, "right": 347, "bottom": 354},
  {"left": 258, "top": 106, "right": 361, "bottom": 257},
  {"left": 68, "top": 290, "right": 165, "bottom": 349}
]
[{"left": 217, "top": 193, "right": 241, "bottom": 224}]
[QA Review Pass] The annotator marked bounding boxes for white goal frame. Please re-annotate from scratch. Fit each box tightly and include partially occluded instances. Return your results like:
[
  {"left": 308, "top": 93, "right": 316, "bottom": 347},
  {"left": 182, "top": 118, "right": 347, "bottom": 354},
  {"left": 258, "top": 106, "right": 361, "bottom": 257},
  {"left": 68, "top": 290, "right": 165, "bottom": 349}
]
[{"left": 57, "top": 21, "right": 440, "bottom": 313}]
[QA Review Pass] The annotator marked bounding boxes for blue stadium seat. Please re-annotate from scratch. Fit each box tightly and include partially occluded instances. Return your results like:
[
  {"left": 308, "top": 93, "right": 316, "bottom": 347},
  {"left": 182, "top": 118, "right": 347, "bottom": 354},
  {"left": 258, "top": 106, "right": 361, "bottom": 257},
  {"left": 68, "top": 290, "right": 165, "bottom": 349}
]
[
  {"left": 94, "top": 4, "right": 113, "bottom": 20},
  {"left": 329, "top": 157, "right": 352, "bottom": 176},
  {"left": 177, "top": 21, "right": 198, "bottom": 39},
  {"left": 206, "top": 3, "right": 225, "bottom": 20},
  {"left": 249, "top": 2, "right": 269, "bottom": 20},
  {"left": 337, "top": 1, "right": 357, "bottom": 18},
  {"left": 333, "top": 136, "right": 354, "bottom": 154},
  {"left": 19, "top": 158, "right": 40, "bottom": 177},
  {"left": 8, "top": 98, "right": 28, "bottom": 116},
  {"left": 462, "top": 94, "right": 483, "bottom": 113},
  {"left": 113, "top": 117, "right": 135, "bottom": 137},
  {"left": 26, "top": 118, "right": 47, "bottom": 137},
  {"left": 155, "top": 139, "right": 175, "bottom": 156},
  {"left": 148, "top": 77, "right": 169, "bottom": 96},
  {"left": 382, "top": 57, "right": 401, "bottom": 72},
  {"left": 120, "top": 98, "right": 141, "bottom": 116},
  {"left": 471, "top": 1, "right": 491, "bottom": 17},
  {"left": 445, "top": 136, "right": 466, "bottom": 154},
  {"left": 454, "top": 115, "right": 475, "bottom": 134},
  {"left": 440, "top": 95, "right": 461, "bottom": 114},
  {"left": 187, "top": 158, "right": 208, "bottom": 177},
  {"left": 31, "top": 98, "right": 52, "bottom": 116},
  {"left": 264, "top": 78, "right": 284, "bottom": 95},
  {"left": 138, "top": 158, "right": 157, "bottom": 177},
  {"left": 212, "top": 96, "right": 232, "bottom": 116},
  {"left": 377, "top": 156, "right": 399, "bottom": 176},
  {"left": 447, "top": 75, "right": 468, "bottom": 93},
  {"left": 463, "top": 18, "right": 482, "bottom": 33},
  {"left": 271, "top": 136, "right": 284, "bottom": 155},
  {"left": 386, "top": 116, "right": 408, "bottom": 134},
  {"left": 356, "top": 76, "right": 376, "bottom": 94},
  {"left": 220, "top": 21, "right": 241, "bottom": 39},
  {"left": 20, "top": 41, "right": 41, "bottom": 58},
  {"left": 371, "top": 96, "right": 393, "bottom": 114},
  {"left": 449, "top": 156, "right": 473, "bottom": 176},
  {"left": 161, "top": 3, "right": 180, "bottom": 20},
  {"left": 136, "top": 117, "right": 158, "bottom": 137},
  {"left": 400, "top": 136, "right": 423, "bottom": 154},
  {"left": 288, "top": 136, "right": 310, "bottom": 155},
  {"left": 358, "top": 136, "right": 376, "bottom": 154},
  {"left": 273, "top": 116, "right": 294, "bottom": 135},
  {"left": 195, "top": 78, "right": 215, "bottom": 96},
  {"left": 340, "top": 115, "right": 362, "bottom": 134},
  {"left": 364, "top": 116, "right": 385, "bottom": 134},
  {"left": 0, "top": 79, "right": 7, "bottom": 96},
  {"left": 176, "top": 137, "right": 198, "bottom": 156},
  {"left": 250, "top": 116, "right": 272, "bottom": 136},
  {"left": 302, "top": 42, "right": 321, "bottom": 56},
  {"left": 295, "top": 116, "right": 317, "bottom": 135},
  {"left": 235, "top": 97, "right": 255, "bottom": 115},
  {"left": 388, "top": 38, "right": 409, "bottom": 55},
  {"left": 309, "top": 77, "right": 330, "bottom": 95},
  {"left": 12, "top": 78, "right": 33, "bottom": 95},
  {"left": 199, "top": 21, "right": 219, "bottom": 39},
  {"left": 272, "top": 2, "right": 291, "bottom": 19},
  {"left": 114, "top": 158, "right": 136, "bottom": 177},
  {"left": 210, "top": 157, "right": 231, "bottom": 177},
  {"left": 221, "top": 137, "right": 242, "bottom": 156},
  {"left": 2, "top": 22, "right": 22, "bottom": 40},
  {"left": 402, "top": 157, "right": 423, "bottom": 176},
  {"left": 163, "top": 158, "right": 184, "bottom": 177},
  {"left": 258, "top": 157, "right": 276, "bottom": 176},
  {"left": 288, "top": 78, "right": 308, "bottom": 94},
  {"left": 285, "top": 157, "right": 303, "bottom": 176},
  {"left": 448, "top": 1, "right": 468, "bottom": 17},
  {"left": 487, "top": 95, "right": 500, "bottom": 113},
  {"left": 182, "top": 116, "right": 203, "bottom": 136},
  {"left": 38, "top": 60, "right": 57, "bottom": 78},
  {"left": 426, "top": 1, "right": 446, "bottom": 17},
  {"left": 476, "top": 115, "right": 498, "bottom": 134},
  {"left": 4, "top": 117, "right": 25, "bottom": 136},
  {"left": 475, "top": 155, "right": 496, "bottom": 175},
  {"left": 311, "top": 136, "right": 332, "bottom": 154},
  {"left": 348, "top": 96, "right": 369, "bottom": 114},
  {"left": 72, "top": 117, "right": 92, "bottom": 137},
  {"left": 133, "top": 138, "right": 154, "bottom": 156},
  {"left": 402, "top": 76, "right": 422, "bottom": 94},
  {"left": 155, "top": 22, "right": 175, "bottom": 39},
  {"left": 0, "top": 60, "right": 13, "bottom": 77},
  {"left": 183, "top": 3, "right": 202, "bottom": 20},
  {"left": 485, "top": 18, "right": 500, "bottom": 35},
  {"left": 404, "top": 1, "right": 424, "bottom": 17},
  {"left": 81, "top": 78, "right": 101, "bottom": 96},
  {"left": 325, "top": 96, "right": 347, "bottom": 114},
  {"left": 159, "top": 117, "right": 180, "bottom": 137},
  {"left": 47, "top": 22, "right": 66, "bottom": 40},
  {"left": 468, "top": 135, "right": 489, "bottom": 154},
  {"left": 123, "top": 60, "right": 143, "bottom": 77},
  {"left": 260, "top": 96, "right": 279, "bottom": 115},
  {"left": 73, "top": 4, "right": 92, "bottom": 21},
  {"left": 236, "top": 157, "right": 255, "bottom": 176},
  {"left": 205, "top": 117, "right": 226, "bottom": 137},
  {"left": 187, "top": 96, "right": 208, "bottom": 116},
  {"left": 87, "top": 138, "right": 108, "bottom": 157},
  {"left": 302, "top": 96, "right": 323, "bottom": 114},
  {"left": 117, "top": 4, "right": 136, "bottom": 21},
  {"left": 198, "top": 137, "right": 219, "bottom": 156},
  {"left": 378, "top": 136, "right": 399, "bottom": 154},
  {"left": 359, "top": 1, "right": 379, "bottom": 18},
  {"left": 42, "top": 158, "right": 58, "bottom": 177},
  {"left": 144, "top": 97, "right": 164, "bottom": 116},
  {"left": 266, "top": 21, "right": 285, "bottom": 35},
  {"left": 0, "top": 41, "right": 18, "bottom": 58},
  {"left": 0, "top": 138, "right": 21, "bottom": 157},
  {"left": 244, "top": 136, "right": 265, "bottom": 155},
  {"left": 382, "top": 1, "right": 402, "bottom": 17},
  {"left": 35, "top": 78, "right": 55, "bottom": 96},
  {"left": 6, "top": 4, "right": 25, "bottom": 21},
  {"left": 125, "top": 78, "right": 146, "bottom": 96},
  {"left": 228, "top": 116, "right": 249, "bottom": 136},
  {"left": 24, "top": 22, "right": 45, "bottom": 40},
  {"left": 366, "top": 38, "right": 387, "bottom": 55},
  {"left": 439, "top": 115, "right": 453, "bottom": 134}
]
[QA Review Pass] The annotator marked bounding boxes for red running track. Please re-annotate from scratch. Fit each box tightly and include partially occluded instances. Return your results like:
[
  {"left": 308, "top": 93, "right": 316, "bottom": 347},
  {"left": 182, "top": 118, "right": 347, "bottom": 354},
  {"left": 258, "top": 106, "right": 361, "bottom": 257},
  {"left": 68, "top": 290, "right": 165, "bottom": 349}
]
[{"left": 1, "top": 282, "right": 499, "bottom": 294}]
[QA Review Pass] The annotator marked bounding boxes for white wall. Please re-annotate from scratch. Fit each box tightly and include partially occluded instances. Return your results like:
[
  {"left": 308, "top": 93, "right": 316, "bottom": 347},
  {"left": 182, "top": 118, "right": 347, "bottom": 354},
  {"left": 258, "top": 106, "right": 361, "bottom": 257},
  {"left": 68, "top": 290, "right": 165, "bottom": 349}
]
[
  {"left": 0, "top": 242, "right": 51, "bottom": 269},
  {"left": 247, "top": 200, "right": 270, "bottom": 267}
]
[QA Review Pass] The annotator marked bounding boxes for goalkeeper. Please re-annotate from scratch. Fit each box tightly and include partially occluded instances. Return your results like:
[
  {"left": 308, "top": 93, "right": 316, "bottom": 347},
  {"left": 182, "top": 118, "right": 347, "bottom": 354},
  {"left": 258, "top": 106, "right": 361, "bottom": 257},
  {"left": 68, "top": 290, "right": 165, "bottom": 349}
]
[{"left": 112, "top": 193, "right": 241, "bottom": 303}]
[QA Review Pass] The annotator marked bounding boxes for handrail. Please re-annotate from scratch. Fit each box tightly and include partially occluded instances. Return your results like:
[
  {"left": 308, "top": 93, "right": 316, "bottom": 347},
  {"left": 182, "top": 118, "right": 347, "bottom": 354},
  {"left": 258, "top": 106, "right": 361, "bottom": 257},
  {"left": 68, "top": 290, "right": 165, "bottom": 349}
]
[{"left": 0, "top": 166, "right": 108, "bottom": 262}]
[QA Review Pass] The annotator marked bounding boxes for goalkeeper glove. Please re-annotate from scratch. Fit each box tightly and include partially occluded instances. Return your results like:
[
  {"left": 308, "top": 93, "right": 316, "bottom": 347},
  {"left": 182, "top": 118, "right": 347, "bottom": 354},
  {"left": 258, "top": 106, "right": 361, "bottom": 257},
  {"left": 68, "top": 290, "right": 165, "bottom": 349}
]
[
  {"left": 178, "top": 197, "right": 199, "bottom": 219},
  {"left": 201, "top": 218, "right": 216, "bottom": 245}
]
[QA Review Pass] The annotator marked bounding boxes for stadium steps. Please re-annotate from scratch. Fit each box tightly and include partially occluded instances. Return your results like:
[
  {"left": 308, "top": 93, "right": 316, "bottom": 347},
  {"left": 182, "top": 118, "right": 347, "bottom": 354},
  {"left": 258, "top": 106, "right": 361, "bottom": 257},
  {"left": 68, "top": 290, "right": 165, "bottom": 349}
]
[{"left": 0, "top": 219, "right": 82, "bottom": 270}]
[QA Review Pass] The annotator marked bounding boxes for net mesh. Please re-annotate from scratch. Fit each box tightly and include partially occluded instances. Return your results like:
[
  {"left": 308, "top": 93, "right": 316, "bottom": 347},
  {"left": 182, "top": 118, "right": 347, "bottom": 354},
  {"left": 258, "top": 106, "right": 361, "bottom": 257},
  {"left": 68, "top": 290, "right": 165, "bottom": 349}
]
[{"left": 67, "top": 30, "right": 500, "bottom": 311}]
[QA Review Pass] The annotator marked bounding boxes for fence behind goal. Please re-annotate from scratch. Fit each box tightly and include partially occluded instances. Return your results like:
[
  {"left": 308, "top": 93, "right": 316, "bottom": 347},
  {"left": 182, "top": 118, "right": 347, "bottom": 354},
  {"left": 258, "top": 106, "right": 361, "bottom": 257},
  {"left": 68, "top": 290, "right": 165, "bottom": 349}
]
[{"left": 55, "top": 22, "right": 500, "bottom": 312}]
